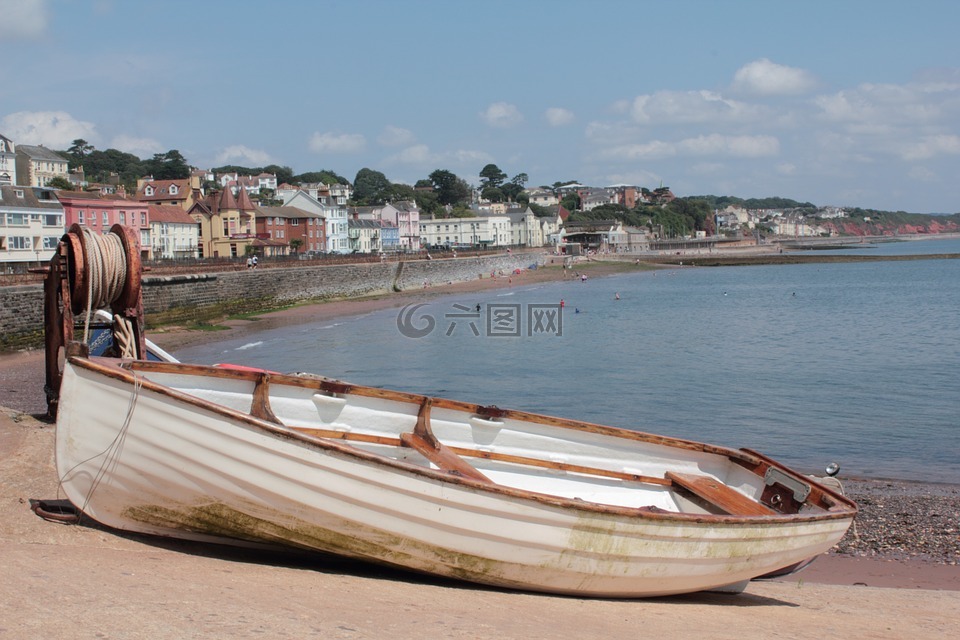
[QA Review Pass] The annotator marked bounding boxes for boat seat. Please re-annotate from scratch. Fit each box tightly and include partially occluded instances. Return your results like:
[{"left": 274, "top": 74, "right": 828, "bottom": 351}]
[
  {"left": 400, "top": 432, "right": 492, "bottom": 483},
  {"left": 400, "top": 396, "right": 492, "bottom": 484},
  {"left": 665, "top": 471, "right": 775, "bottom": 516}
]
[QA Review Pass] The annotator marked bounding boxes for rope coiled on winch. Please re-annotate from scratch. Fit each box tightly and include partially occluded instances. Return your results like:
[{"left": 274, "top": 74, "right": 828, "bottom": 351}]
[
  {"left": 80, "top": 227, "right": 132, "bottom": 354},
  {"left": 81, "top": 227, "right": 128, "bottom": 310}
]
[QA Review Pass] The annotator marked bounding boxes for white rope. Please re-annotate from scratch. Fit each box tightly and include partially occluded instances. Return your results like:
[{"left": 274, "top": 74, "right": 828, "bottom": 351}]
[{"left": 80, "top": 228, "right": 128, "bottom": 344}]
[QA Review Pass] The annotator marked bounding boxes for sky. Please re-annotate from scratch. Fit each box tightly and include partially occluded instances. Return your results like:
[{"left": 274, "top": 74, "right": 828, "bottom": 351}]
[{"left": 2, "top": 0, "right": 959, "bottom": 213}]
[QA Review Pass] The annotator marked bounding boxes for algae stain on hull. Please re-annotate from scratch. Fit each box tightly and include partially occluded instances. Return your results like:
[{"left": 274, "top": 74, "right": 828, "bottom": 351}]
[{"left": 124, "top": 502, "right": 512, "bottom": 587}]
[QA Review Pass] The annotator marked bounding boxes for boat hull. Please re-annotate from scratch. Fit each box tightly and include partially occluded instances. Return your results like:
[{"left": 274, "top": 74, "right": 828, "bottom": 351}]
[{"left": 55, "top": 359, "right": 854, "bottom": 598}]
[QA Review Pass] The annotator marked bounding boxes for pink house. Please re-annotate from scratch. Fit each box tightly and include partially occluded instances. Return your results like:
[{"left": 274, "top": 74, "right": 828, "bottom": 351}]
[{"left": 56, "top": 191, "right": 152, "bottom": 259}]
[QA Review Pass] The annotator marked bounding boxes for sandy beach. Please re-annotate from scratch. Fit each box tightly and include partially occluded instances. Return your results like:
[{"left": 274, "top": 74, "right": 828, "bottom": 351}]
[{"left": 1, "top": 257, "right": 958, "bottom": 637}]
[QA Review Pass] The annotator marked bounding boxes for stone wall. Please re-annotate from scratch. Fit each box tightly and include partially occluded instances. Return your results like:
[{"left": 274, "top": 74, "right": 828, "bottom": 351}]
[{"left": 0, "top": 253, "right": 541, "bottom": 351}]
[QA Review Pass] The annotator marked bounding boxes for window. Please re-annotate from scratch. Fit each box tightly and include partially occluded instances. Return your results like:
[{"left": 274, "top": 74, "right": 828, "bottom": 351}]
[
  {"left": 10, "top": 236, "right": 31, "bottom": 249},
  {"left": 119, "top": 211, "right": 126, "bottom": 224},
  {"left": 169, "top": 185, "right": 178, "bottom": 195},
  {"left": 43, "top": 236, "right": 59, "bottom": 249},
  {"left": 291, "top": 218, "right": 300, "bottom": 226},
  {"left": 43, "top": 214, "right": 62, "bottom": 226},
  {"left": 145, "top": 186, "right": 154, "bottom": 196},
  {"left": 78, "top": 210, "right": 85, "bottom": 224},
  {"left": 7, "top": 213, "right": 28, "bottom": 225},
  {"left": 14, "top": 189, "right": 24, "bottom": 198},
  {"left": 102, "top": 211, "right": 108, "bottom": 225},
  {"left": 141, "top": 212, "right": 146, "bottom": 225}
]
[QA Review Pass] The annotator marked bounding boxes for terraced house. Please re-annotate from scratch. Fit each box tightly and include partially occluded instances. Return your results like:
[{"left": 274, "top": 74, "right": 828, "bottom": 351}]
[
  {"left": 0, "top": 185, "right": 64, "bottom": 266},
  {"left": 14, "top": 144, "right": 69, "bottom": 188}
]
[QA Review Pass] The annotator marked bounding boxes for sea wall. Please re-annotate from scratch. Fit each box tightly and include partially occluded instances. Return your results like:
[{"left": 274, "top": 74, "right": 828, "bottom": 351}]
[{"left": 0, "top": 253, "right": 540, "bottom": 352}]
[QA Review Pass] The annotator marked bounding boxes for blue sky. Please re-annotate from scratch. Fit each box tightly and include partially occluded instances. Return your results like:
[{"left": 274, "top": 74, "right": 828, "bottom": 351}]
[{"left": 2, "top": 0, "right": 959, "bottom": 213}]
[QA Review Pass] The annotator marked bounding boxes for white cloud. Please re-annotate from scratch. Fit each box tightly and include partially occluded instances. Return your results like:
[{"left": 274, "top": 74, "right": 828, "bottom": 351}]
[
  {"left": 731, "top": 58, "right": 818, "bottom": 96},
  {"left": 378, "top": 125, "right": 416, "bottom": 147},
  {"left": 1, "top": 111, "right": 98, "bottom": 147},
  {"left": 480, "top": 102, "right": 523, "bottom": 128},
  {"left": 393, "top": 144, "right": 433, "bottom": 164},
  {"left": 907, "top": 166, "right": 938, "bottom": 183},
  {"left": 309, "top": 131, "right": 366, "bottom": 153},
  {"left": 630, "top": 90, "right": 759, "bottom": 124},
  {"left": 599, "top": 140, "right": 677, "bottom": 160},
  {"left": 545, "top": 107, "right": 575, "bottom": 127},
  {"left": 901, "top": 134, "right": 960, "bottom": 161},
  {"left": 214, "top": 145, "right": 273, "bottom": 166},
  {"left": 777, "top": 163, "right": 797, "bottom": 176},
  {"left": 678, "top": 134, "right": 780, "bottom": 158},
  {"left": 386, "top": 144, "right": 492, "bottom": 168},
  {"left": 110, "top": 135, "right": 163, "bottom": 157},
  {"left": 0, "top": 0, "right": 49, "bottom": 39},
  {"left": 599, "top": 134, "right": 779, "bottom": 161}
]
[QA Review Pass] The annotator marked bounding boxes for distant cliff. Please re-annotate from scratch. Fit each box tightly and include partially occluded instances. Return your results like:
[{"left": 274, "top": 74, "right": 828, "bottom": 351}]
[{"left": 820, "top": 212, "right": 960, "bottom": 236}]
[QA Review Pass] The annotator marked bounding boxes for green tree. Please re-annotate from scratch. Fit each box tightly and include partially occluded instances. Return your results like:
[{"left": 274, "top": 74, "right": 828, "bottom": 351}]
[
  {"left": 295, "top": 169, "right": 349, "bottom": 185},
  {"left": 47, "top": 176, "right": 73, "bottom": 190},
  {"left": 560, "top": 192, "right": 581, "bottom": 212},
  {"left": 479, "top": 163, "right": 507, "bottom": 189},
  {"left": 481, "top": 186, "right": 504, "bottom": 202},
  {"left": 289, "top": 238, "right": 303, "bottom": 254},
  {"left": 264, "top": 164, "right": 295, "bottom": 185},
  {"left": 500, "top": 182, "right": 522, "bottom": 202},
  {"left": 145, "top": 150, "right": 190, "bottom": 180},
  {"left": 510, "top": 172, "right": 528, "bottom": 187},
  {"left": 413, "top": 189, "right": 442, "bottom": 215},
  {"left": 67, "top": 139, "right": 94, "bottom": 168},
  {"left": 353, "top": 168, "right": 391, "bottom": 204},
  {"left": 381, "top": 182, "right": 416, "bottom": 203},
  {"left": 429, "top": 169, "right": 471, "bottom": 206}
]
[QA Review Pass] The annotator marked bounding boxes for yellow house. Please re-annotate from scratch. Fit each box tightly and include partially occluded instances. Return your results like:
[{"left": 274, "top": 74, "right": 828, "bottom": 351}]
[{"left": 188, "top": 187, "right": 258, "bottom": 259}]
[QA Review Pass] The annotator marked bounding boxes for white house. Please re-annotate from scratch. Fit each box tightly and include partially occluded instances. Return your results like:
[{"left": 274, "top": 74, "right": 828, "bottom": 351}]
[
  {"left": 0, "top": 134, "right": 16, "bottom": 186},
  {"left": 15, "top": 145, "right": 70, "bottom": 188},
  {"left": 0, "top": 185, "right": 64, "bottom": 266},
  {"left": 148, "top": 204, "right": 200, "bottom": 260}
]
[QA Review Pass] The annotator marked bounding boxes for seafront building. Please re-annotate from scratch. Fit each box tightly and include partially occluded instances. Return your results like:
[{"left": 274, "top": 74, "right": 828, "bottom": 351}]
[
  {"left": 57, "top": 191, "right": 152, "bottom": 259},
  {"left": 148, "top": 204, "right": 200, "bottom": 260},
  {"left": 0, "top": 185, "right": 63, "bottom": 266},
  {"left": 0, "top": 134, "right": 17, "bottom": 186},
  {"left": 15, "top": 145, "right": 70, "bottom": 188}
]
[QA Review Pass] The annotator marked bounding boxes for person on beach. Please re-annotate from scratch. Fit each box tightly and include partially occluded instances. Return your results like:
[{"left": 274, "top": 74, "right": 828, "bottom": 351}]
[{"left": 246, "top": 256, "right": 253, "bottom": 269}]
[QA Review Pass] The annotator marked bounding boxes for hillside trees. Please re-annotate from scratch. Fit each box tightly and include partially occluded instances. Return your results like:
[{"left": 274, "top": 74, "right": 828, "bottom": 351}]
[
  {"left": 352, "top": 168, "right": 392, "bottom": 204},
  {"left": 428, "top": 169, "right": 471, "bottom": 206}
]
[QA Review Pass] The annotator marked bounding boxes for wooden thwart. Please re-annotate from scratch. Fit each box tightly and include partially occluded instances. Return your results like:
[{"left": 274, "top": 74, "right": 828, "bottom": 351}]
[
  {"left": 665, "top": 471, "right": 775, "bottom": 516},
  {"left": 401, "top": 397, "right": 492, "bottom": 483}
]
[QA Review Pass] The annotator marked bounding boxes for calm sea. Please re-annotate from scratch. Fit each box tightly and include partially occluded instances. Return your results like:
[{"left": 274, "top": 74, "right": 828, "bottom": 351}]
[{"left": 176, "top": 237, "right": 960, "bottom": 484}]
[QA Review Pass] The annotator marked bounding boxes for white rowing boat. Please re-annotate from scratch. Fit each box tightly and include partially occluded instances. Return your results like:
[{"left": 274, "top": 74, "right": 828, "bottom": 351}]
[{"left": 55, "top": 354, "right": 856, "bottom": 598}]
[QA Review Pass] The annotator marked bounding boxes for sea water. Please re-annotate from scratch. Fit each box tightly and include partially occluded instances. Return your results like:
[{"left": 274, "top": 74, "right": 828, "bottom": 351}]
[{"left": 176, "top": 238, "right": 960, "bottom": 484}]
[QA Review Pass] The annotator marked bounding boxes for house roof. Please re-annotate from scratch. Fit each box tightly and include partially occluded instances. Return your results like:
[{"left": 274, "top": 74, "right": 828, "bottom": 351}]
[
  {"left": 236, "top": 187, "right": 256, "bottom": 211},
  {"left": 148, "top": 204, "right": 196, "bottom": 224},
  {"left": 0, "top": 185, "right": 63, "bottom": 211},
  {"left": 135, "top": 179, "right": 191, "bottom": 202},
  {"left": 348, "top": 219, "right": 384, "bottom": 229},
  {"left": 16, "top": 144, "right": 69, "bottom": 162},
  {"left": 257, "top": 205, "right": 320, "bottom": 220}
]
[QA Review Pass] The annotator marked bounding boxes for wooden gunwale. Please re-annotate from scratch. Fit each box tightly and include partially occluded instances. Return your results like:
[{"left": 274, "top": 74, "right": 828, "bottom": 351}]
[
  {"left": 72, "top": 356, "right": 855, "bottom": 523},
  {"left": 122, "top": 360, "right": 759, "bottom": 464}
]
